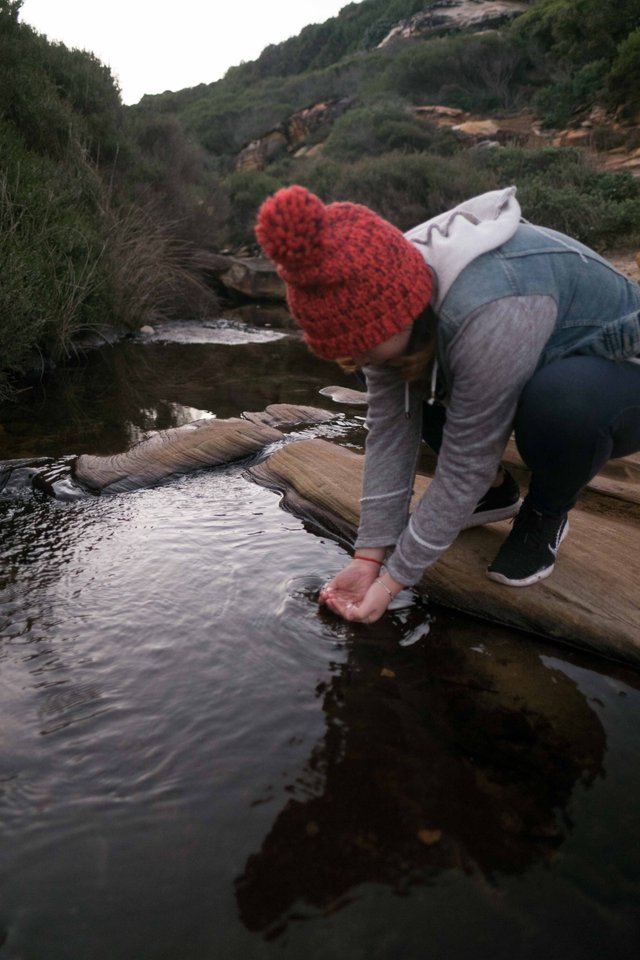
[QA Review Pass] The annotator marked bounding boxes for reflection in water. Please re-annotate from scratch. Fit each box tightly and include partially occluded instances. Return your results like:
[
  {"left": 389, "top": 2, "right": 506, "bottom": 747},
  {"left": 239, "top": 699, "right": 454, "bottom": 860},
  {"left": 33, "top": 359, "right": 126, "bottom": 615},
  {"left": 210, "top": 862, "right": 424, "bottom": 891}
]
[
  {"left": 236, "top": 608, "right": 605, "bottom": 938},
  {"left": 0, "top": 317, "right": 351, "bottom": 460}
]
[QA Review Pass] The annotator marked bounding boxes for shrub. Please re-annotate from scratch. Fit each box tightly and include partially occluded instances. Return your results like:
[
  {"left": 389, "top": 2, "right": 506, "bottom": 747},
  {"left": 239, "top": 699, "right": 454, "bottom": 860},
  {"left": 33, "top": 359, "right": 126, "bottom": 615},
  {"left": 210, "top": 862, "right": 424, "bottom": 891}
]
[
  {"left": 101, "top": 201, "right": 219, "bottom": 331},
  {"left": 474, "top": 146, "right": 640, "bottom": 248},
  {"left": 223, "top": 170, "right": 283, "bottom": 247},
  {"left": 606, "top": 28, "right": 640, "bottom": 115},
  {"left": 297, "top": 151, "right": 495, "bottom": 230},
  {"left": 0, "top": 129, "right": 109, "bottom": 397},
  {"left": 323, "top": 101, "right": 438, "bottom": 160},
  {"left": 533, "top": 60, "right": 609, "bottom": 126},
  {"left": 0, "top": 121, "right": 218, "bottom": 399},
  {"left": 293, "top": 157, "right": 344, "bottom": 203},
  {"left": 0, "top": 3, "right": 122, "bottom": 161},
  {"left": 384, "top": 32, "right": 530, "bottom": 112},
  {"left": 512, "top": 0, "right": 640, "bottom": 121}
]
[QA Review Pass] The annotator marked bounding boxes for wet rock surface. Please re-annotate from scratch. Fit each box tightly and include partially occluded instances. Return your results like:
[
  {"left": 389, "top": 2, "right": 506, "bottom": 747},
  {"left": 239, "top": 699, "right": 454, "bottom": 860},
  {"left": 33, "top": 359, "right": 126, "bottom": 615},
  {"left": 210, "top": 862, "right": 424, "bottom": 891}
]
[{"left": 249, "top": 437, "right": 640, "bottom": 665}]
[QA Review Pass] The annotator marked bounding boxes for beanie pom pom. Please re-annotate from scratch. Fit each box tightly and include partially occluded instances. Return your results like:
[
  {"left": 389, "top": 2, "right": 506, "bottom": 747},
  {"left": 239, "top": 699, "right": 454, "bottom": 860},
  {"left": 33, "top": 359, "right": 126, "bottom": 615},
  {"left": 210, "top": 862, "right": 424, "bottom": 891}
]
[{"left": 256, "top": 186, "right": 327, "bottom": 268}]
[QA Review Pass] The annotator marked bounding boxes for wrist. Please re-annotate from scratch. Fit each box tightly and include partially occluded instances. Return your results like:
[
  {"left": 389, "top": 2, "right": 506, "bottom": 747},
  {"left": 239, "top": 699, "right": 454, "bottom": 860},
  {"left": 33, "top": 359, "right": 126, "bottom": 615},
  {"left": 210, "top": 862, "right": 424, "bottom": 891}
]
[
  {"left": 353, "top": 547, "right": 385, "bottom": 560},
  {"left": 378, "top": 571, "right": 403, "bottom": 598},
  {"left": 353, "top": 554, "right": 383, "bottom": 568},
  {"left": 352, "top": 548, "right": 385, "bottom": 568}
]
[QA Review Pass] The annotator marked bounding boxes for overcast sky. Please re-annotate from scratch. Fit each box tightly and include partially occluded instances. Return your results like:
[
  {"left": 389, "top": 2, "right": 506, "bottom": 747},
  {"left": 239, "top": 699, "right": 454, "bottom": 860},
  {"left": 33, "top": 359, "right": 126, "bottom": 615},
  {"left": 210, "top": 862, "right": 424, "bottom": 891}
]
[{"left": 21, "top": 1, "right": 356, "bottom": 104}]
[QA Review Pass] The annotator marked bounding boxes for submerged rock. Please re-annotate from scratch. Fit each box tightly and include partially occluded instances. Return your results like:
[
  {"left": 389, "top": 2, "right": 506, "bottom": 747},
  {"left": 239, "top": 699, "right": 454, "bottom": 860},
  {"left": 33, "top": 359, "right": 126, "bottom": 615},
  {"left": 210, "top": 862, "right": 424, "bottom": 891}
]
[
  {"left": 74, "top": 418, "right": 284, "bottom": 494},
  {"left": 319, "top": 386, "right": 368, "bottom": 406},
  {"left": 242, "top": 403, "right": 340, "bottom": 428},
  {"left": 0, "top": 457, "right": 56, "bottom": 498},
  {"left": 0, "top": 405, "right": 340, "bottom": 500}
]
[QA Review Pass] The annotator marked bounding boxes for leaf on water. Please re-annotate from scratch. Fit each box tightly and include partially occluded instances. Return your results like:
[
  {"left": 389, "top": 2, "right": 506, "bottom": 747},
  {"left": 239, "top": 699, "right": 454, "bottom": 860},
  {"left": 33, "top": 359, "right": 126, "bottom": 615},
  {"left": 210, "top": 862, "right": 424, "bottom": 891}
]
[{"left": 417, "top": 829, "right": 442, "bottom": 846}]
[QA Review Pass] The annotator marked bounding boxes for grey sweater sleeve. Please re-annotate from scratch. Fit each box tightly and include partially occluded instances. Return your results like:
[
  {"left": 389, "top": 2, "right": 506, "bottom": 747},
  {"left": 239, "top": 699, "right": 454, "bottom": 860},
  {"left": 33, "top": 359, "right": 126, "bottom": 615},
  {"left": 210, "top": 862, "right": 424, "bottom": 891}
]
[
  {"left": 357, "top": 295, "right": 557, "bottom": 585},
  {"left": 354, "top": 360, "right": 425, "bottom": 548}
]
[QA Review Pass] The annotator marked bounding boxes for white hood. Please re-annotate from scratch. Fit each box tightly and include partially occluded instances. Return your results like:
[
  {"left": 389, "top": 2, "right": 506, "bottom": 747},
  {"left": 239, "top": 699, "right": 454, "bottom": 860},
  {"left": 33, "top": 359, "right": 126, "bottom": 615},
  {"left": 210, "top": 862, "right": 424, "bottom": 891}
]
[{"left": 404, "top": 187, "right": 521, "bottom": 309}]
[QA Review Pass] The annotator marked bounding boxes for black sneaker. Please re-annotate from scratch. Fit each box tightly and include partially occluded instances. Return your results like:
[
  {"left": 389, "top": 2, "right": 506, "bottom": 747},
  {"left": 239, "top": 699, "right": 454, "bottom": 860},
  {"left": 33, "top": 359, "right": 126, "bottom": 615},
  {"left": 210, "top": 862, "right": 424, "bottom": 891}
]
[
  {"left": 487, "top": 498, "right": 569, "bottom": 587},
  {"left": 462, "top": 468, "right": 522, "bottom": 529}
]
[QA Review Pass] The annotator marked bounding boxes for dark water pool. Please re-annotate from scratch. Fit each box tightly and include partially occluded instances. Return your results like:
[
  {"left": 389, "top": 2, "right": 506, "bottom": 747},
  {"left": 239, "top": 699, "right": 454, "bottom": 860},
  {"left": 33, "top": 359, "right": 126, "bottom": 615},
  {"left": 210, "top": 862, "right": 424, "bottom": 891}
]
[{"left": 1, "top": 312, "right": 639, "bottom": 959}]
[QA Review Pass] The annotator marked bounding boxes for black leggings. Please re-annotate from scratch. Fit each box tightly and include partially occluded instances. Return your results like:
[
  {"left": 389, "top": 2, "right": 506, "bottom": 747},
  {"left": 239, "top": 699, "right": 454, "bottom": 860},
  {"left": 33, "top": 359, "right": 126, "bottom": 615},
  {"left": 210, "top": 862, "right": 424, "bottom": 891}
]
[{"left": 422, "top": 356, "right": 640, "bottom": 516}]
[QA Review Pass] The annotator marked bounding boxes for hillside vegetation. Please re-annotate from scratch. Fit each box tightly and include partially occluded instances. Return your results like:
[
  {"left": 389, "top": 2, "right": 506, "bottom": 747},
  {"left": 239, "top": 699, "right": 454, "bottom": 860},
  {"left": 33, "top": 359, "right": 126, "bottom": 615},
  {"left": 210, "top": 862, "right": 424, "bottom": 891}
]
[
  {"left": 1, "top": 0, "right": 640, "bottom": 398},
  {"left": 0, "top": 0, "right": 217, "bottom": 399}
]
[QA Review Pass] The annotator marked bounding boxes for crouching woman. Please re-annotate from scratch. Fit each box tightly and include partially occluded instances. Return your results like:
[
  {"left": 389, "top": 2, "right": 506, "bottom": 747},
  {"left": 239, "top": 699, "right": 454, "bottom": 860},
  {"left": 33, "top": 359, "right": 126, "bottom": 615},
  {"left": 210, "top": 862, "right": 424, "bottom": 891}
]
[{"left": 256, "top": 185, "right": 640, "bottom": 624}]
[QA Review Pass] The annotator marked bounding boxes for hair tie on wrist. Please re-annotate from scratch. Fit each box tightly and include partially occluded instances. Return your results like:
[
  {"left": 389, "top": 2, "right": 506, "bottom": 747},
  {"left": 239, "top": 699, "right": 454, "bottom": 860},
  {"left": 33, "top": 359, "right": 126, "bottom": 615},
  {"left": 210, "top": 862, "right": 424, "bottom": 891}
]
[{"left": 353, "top": 555, "right": 382, "bottom": 567}]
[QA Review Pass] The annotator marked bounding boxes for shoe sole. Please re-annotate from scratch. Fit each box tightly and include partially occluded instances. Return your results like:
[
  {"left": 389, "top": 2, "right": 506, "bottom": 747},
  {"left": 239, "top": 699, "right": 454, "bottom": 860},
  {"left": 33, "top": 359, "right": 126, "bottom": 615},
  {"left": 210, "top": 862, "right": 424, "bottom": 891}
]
[
  {"left": 462, "top": 498, "right": 523, "bottom": 530},
  {"left": 486, "top": 519, "right": 569, "bottom": 587}
]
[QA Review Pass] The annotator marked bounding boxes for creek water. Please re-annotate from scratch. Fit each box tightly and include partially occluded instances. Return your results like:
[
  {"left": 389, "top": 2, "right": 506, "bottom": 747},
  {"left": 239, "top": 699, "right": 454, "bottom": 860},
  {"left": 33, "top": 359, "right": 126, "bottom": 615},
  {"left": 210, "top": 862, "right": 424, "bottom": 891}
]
[{"left": 0, "top": 310, "right": 639, "bottom": 959}]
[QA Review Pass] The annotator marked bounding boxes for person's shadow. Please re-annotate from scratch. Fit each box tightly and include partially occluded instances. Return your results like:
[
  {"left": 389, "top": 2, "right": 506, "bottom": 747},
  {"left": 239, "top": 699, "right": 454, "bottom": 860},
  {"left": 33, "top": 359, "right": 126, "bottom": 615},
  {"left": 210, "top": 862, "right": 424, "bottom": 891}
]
[{"left": 235, "top": 601, "right": 607, "bottom": 938}]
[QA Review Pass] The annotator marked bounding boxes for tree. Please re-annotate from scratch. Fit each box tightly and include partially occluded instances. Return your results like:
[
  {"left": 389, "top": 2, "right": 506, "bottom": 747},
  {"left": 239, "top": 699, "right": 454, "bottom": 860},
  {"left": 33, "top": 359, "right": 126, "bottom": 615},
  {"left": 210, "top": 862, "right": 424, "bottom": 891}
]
[
  {"left": 515, "top": 0, "right": 640, "bottom": 65},
  {"left": 0, "top": 0, "right": 23, "bottom": 21}
]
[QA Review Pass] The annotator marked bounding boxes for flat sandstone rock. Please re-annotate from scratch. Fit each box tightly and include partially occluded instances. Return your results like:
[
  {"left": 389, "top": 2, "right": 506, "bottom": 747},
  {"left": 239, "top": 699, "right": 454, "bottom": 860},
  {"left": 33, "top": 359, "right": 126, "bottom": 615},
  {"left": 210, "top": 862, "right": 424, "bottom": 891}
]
[
  {"left": 75, "top": 418, "right": 283, "bottom": 494},
  {"left": 249, "top": 439, "right": 640, "bottom": 666}
]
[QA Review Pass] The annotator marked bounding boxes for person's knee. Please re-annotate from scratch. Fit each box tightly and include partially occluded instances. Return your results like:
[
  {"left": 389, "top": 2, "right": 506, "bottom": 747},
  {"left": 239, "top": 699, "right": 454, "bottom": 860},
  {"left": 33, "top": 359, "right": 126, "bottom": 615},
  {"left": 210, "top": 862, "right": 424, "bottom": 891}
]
[{"left": 515, "top": 358, "right": 615, "bottom": 445}]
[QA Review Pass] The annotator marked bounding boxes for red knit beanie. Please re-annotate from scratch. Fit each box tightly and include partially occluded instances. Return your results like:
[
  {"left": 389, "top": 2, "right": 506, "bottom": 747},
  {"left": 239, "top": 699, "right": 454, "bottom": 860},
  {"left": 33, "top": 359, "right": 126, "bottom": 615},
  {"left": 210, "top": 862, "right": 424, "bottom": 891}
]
[{"left": 255, "top": 185, "right": 433, "bottom": 359}]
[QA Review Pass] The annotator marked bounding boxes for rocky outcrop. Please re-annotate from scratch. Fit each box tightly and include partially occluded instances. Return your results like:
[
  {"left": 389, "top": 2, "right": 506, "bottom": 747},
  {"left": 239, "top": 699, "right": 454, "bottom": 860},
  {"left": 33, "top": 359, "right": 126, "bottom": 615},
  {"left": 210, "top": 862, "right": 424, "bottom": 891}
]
[
  {"left": 199, "top": 251, "right": 285, "bottom": 300},
  {"left": 235, "top": 131, "right": 289, "bottom": 173},
  {"left": 232, "top": 5, "right": 528, "bottom": 174},
  {"left": 412, "top": 103, "right": 640, "bottom": 177},
  {"left": 215, "top": 100, "right": 640, "bottom": 302},
  {"left": 377, "top": 0, "right": 529, "bottom": 48},
  {"left": 286, "top": 99, "right": 353, "bottom": 149},
  {"left": 601, "top": 146, "right": 640, "bottom": 176},
  {"left": 235, "top": 97, "right": 353, "bottom": 172},
  {"left": 72, "top": 405, "right": 339, "bottom": 495},
  {"left": 411, "top": 105, "right": 544, "bottom": 146}
]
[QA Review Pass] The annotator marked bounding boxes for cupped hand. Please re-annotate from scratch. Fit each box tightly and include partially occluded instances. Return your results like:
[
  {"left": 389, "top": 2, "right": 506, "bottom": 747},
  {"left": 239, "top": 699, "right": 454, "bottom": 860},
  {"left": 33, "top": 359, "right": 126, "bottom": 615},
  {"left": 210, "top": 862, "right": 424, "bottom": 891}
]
[
  {"left": 321, "top": 564, "right": 402, "bottom": 624},
  {"left": 319, "top": 559, "right": 379, "bottom": 610},
  {"left": 329, "top": 578, "right": 390, "bottom": 623}
]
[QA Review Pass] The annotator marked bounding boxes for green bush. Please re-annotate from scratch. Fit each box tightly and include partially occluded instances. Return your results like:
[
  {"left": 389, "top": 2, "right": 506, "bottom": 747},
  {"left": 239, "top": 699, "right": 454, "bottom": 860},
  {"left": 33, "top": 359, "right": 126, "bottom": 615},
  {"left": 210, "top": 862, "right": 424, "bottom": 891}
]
[
  {"left": 223, "top": 170, "right": 283, "bottom": 247},
  {"left": 0, "top": 125, "right": 109, "bottom": 397},
  {"left": 512, "top": 0, "right": 640, "bottom": 121},
  {"left": 0, "top": 2, "right": 122, "bottom": 161},
  {"left": 533, "top": 60, "right": 609, "bottom": 126},
  {"left": 606, "top": 28, "right": 640, "bottom": 114},
  {"left": 384, "top": 32, "right": 530, "bottom": 112},
  {"left": 222, "top": 0, "right": 426, "bottom": 82},
  {"left": 474, "top": 146, "right": 640, "bottom": 248},
  {"left": 0, "top": 4, "right": 222, "bottom": 396},
  {"left": 0, "top": 128, "right": 219, "bottom": 401},
  {"left": 298, "top": 150, "right": 495, "bottom": 230},
  {"left": 101, "top": 201, "right": 219, "bottom": 332},
  {"left": 323, "top": 101, "right": 439, "bottom": 160},
  {"left": 292, "top": 156, "right": 343, "bottom": 203},
  {"left": 512, "top": 0, "right": 640, "bottom": 67}
]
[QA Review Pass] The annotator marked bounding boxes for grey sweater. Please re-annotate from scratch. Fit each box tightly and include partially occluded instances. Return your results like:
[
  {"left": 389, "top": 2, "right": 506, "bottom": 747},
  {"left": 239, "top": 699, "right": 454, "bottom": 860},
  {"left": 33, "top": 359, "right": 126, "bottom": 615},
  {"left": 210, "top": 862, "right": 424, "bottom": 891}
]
[
  {"left": 355, "top": 295, "right": 557, "bottom": 585},
  {"left": 354, "top": 187, "right": 629, "bottom": 586}
]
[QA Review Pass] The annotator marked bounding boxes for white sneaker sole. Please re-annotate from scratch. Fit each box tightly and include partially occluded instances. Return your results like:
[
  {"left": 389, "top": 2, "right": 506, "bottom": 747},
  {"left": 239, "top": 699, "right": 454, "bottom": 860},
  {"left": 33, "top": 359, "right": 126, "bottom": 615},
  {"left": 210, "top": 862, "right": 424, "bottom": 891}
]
[
  {"left": 486, "top": 519, "right": 569, "bottom": 587},
  {"left": 462, "top": 498, "right": 523, "bottom": 530}
]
